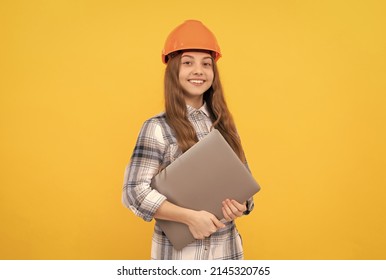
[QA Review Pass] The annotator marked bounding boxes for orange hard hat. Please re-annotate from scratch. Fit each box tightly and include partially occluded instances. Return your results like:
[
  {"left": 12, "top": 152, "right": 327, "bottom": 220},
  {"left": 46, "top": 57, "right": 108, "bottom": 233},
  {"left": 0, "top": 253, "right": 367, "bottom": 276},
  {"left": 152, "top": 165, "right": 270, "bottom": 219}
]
[{"left": 162, "top": 20, "right": 222, "bottom": 64}]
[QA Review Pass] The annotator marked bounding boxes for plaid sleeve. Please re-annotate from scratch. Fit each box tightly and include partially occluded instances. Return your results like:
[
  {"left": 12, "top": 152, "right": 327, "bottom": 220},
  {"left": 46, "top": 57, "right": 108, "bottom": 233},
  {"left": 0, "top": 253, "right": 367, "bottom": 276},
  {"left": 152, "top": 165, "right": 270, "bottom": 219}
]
[{"left": 122, "top": 119, "right": 167, "bottom": 222}]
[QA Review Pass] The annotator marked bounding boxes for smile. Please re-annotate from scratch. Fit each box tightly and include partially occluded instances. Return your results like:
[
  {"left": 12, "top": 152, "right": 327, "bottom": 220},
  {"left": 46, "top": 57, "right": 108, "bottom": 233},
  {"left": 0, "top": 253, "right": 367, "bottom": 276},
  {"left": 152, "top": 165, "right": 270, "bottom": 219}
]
[{"left": 188, "top": 79, "right": 205, "bottom": 85}]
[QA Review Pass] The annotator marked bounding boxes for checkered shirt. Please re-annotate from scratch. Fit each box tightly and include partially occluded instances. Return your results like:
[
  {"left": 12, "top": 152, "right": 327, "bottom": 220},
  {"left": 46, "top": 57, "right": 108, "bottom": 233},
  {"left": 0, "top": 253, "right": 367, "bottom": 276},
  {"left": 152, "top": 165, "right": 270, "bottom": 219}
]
[{"left": 122, "top": 103, "right": 254, "bottom": 259}]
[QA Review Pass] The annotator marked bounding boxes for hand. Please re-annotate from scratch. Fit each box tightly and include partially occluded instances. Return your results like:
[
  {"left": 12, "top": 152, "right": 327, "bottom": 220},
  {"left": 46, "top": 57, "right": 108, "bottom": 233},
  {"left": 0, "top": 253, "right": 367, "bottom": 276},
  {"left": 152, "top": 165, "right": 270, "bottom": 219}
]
[
  {"left": 186, "top": 210, "right": 225, "bottom": 240},
  {"left": 222, "top": 199, "right": 247, "bottom": 222}
]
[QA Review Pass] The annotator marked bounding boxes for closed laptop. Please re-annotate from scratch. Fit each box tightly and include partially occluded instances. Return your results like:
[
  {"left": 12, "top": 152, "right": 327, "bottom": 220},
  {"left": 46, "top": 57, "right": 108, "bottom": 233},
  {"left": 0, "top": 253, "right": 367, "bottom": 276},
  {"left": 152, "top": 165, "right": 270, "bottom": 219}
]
[{"left": 151, "top": 129, "right": 260, "bottom": 250}]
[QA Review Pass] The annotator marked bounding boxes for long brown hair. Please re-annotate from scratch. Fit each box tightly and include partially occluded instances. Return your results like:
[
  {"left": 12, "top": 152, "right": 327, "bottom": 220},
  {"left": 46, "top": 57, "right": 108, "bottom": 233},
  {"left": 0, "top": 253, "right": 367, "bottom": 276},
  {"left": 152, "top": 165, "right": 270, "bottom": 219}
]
[{"left": 164, "top": 52, "right": 246, "bottom": 163}]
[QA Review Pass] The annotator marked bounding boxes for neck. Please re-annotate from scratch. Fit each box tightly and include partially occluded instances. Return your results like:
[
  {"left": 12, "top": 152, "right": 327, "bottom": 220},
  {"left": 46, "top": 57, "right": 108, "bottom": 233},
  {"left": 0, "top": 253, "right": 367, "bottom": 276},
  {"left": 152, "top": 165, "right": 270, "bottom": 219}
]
[{"left": 184, "top": 96, "right": 204, "bottom": 109}]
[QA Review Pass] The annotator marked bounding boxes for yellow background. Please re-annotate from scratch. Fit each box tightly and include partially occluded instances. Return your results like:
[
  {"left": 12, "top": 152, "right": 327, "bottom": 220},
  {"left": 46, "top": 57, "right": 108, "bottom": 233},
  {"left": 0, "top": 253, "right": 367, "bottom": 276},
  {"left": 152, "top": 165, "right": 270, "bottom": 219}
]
[{"left": 1, "top": 0, "right": 385, "bottom": 260}]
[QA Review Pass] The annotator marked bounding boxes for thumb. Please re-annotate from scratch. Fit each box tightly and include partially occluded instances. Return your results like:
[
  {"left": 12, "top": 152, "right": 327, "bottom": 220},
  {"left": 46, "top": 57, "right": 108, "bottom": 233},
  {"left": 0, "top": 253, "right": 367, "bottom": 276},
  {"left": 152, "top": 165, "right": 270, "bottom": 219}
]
[{"left": 211, "top": 216, "right": 225, "bottom": 229}]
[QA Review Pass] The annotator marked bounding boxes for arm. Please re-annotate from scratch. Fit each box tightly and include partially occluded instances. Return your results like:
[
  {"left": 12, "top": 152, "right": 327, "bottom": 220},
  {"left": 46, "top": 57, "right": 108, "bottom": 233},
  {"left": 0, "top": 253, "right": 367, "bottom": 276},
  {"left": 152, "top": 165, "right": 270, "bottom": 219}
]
[
  {"left": 122, "top": 119, "right": 224, "bottom": 238},
  {"left": 122, "top": 119, "right": 168, "bottom": 222},
  {"left": 154, "top": 200, "right": 225, "bottom": 239}
]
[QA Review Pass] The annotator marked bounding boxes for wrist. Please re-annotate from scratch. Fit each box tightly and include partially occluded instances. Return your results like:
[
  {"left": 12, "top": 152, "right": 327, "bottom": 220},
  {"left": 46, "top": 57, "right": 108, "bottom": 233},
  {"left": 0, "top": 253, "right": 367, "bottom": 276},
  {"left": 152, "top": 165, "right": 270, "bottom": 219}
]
[{"left": 180, "top": 208, "right": 197, "bottom": 226}]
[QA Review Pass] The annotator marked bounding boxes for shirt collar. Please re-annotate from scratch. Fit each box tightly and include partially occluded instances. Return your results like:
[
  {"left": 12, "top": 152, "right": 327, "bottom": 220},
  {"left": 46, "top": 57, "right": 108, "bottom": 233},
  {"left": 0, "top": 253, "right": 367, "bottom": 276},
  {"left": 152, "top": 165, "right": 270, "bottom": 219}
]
[{"left": 187, "top": 102, "right": 211, "bottom": 117}]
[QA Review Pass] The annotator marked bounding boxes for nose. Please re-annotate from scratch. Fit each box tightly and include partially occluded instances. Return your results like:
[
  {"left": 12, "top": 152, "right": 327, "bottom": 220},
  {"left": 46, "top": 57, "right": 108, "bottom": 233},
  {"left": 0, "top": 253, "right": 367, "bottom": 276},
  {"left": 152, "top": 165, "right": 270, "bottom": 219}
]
[{"left": 192, "top": 64, "right": 204, "bottom": 75}]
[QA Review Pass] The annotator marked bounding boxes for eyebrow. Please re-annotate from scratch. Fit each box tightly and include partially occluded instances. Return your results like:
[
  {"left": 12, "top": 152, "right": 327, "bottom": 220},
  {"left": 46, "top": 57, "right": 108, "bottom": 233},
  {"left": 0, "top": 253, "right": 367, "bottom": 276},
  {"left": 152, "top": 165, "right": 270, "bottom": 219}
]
[{"left": 181, "top": 54, "right": 213, "bottom": 60}]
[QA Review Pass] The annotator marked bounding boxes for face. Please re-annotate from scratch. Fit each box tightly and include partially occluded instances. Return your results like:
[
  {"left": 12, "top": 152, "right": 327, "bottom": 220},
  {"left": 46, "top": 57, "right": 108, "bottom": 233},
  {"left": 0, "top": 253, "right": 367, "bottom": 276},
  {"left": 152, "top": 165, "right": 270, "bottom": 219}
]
[{"left": 178, "top": 51, "right": 214, "bottom": 106}]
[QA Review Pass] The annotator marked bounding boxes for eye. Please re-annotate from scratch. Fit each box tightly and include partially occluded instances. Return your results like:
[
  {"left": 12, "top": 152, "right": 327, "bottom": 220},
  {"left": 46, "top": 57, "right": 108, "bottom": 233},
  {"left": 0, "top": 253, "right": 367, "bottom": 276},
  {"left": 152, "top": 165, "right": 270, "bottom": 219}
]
[
  {"left": 203, "top": 60, "right": 212, "bottom": 67},
  {"left": 181, "top": 61, "right": 192, "bottom": 66}
]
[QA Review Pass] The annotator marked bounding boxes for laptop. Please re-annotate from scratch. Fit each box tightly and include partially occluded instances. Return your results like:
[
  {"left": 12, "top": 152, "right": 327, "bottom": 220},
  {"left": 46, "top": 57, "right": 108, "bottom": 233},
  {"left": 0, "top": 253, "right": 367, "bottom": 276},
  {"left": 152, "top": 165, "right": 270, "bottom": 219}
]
[{"left": 150, "top": 129, "right": 260, "bottom": 250}]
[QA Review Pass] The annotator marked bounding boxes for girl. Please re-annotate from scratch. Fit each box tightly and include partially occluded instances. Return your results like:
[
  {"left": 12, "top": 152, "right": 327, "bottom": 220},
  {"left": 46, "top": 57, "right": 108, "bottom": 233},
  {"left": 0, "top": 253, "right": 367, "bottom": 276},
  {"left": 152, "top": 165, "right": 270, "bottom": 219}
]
[{"left": 122, "top": 20, "right": 254, "bottom": 260}]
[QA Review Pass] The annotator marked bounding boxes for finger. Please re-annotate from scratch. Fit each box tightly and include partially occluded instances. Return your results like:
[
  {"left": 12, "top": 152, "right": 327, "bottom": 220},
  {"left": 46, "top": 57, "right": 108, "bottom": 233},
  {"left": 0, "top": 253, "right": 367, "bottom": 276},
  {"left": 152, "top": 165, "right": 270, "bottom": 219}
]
[
  {"left": 231, "top": 199, "right": 247, "bottom": 212},
  {"left": 204, "top": 228, "right": 217, "bottom": 237},
  {"left": 204, "top": 227, "right": 217, "bottom": 237},
  {"left": 225, "top": 200, "right": 243, "bottom": 218},
  {"left": 228, "top": 199, "right": 246, "bottom": 215},
  {"left": 222, "top": 200, "right": 236, "bottom": 220},
  {"left": 208, "top": 227, "right": 217, "bottom": 236},
  {"left": 225, "top": 199, "right": 240, "bottom": 215},
  {"left": 191, "top": 231, "right": 205, "bottom": 240},
  {"left": 222, "top": 207, "right": 232, "bottom": 222},
  {"left": 211, "top": 215, "right": 225, "bottom": 229}
]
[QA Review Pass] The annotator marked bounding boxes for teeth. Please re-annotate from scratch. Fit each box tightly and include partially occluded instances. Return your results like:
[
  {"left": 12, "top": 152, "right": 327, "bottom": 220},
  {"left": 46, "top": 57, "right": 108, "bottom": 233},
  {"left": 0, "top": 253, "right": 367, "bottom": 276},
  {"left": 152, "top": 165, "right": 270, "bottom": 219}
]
[{"left": 189, "top": 80, "right": 204, "bottom": 84}]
